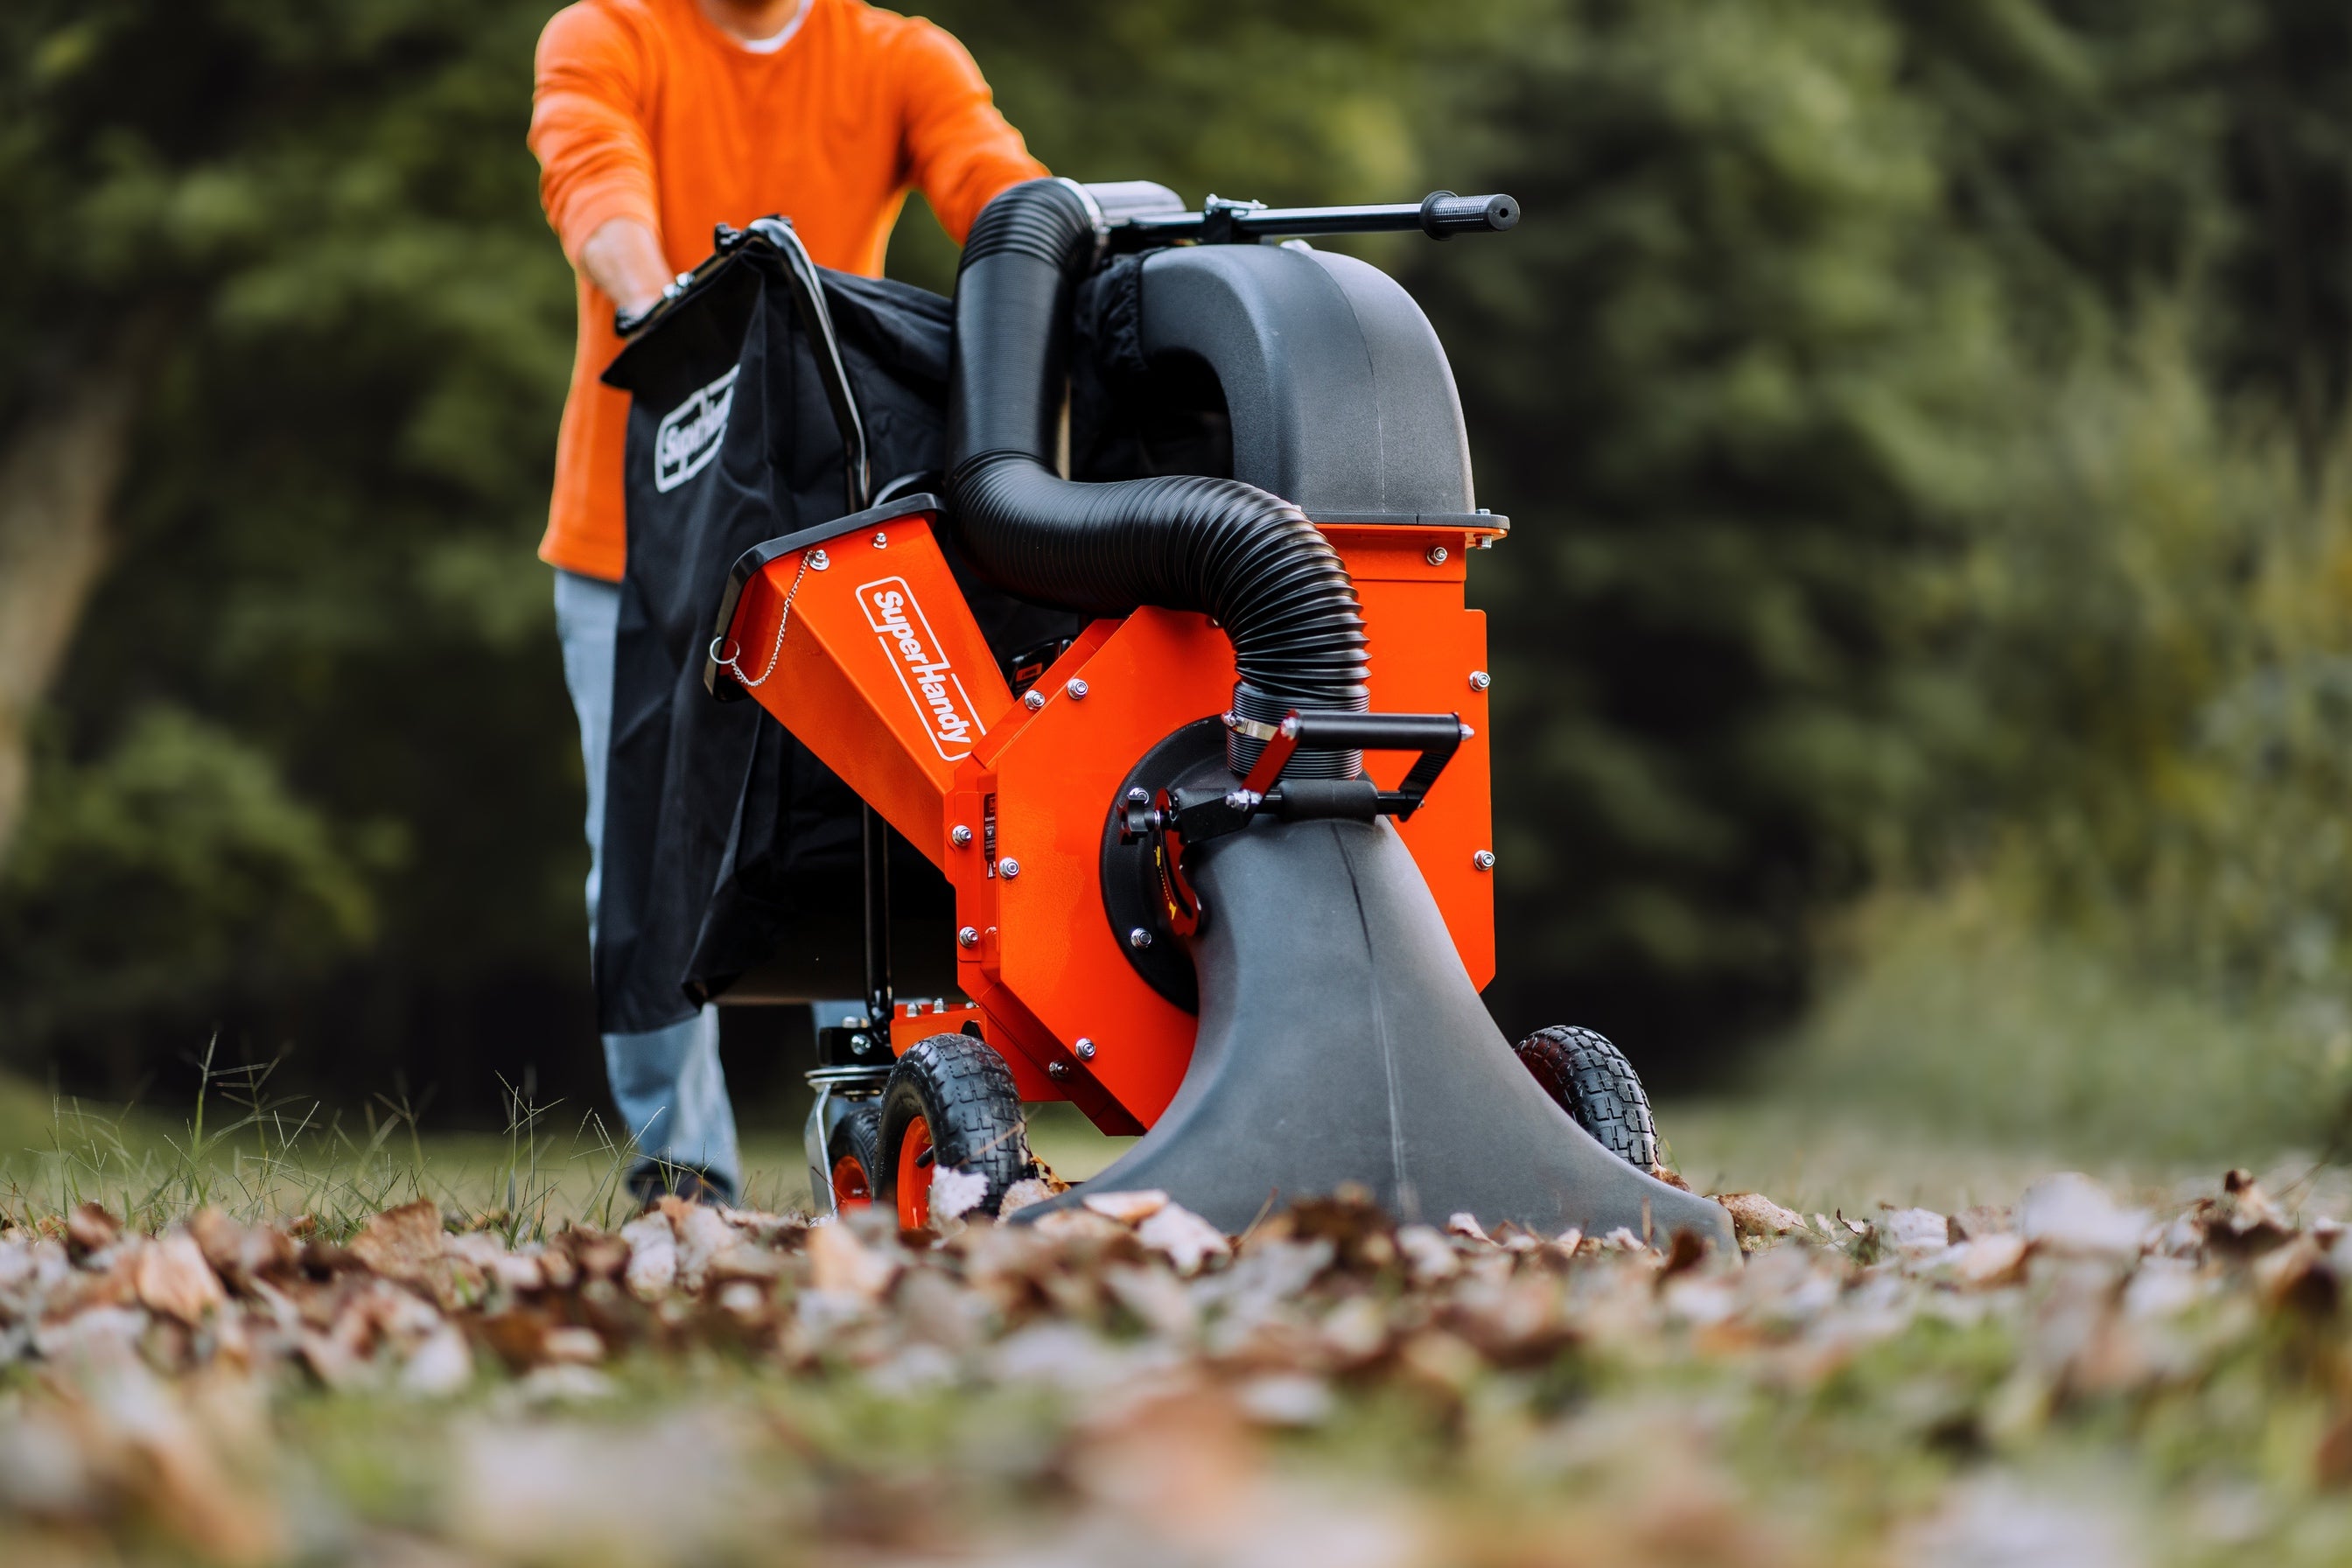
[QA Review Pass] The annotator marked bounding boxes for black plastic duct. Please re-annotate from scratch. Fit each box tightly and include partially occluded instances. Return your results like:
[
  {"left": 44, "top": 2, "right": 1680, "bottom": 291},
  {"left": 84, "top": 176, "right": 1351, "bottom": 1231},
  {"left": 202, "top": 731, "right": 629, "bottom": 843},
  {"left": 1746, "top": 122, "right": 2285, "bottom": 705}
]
[{"left": 947, "top": 178, "right": 1369, "bottom": 775}]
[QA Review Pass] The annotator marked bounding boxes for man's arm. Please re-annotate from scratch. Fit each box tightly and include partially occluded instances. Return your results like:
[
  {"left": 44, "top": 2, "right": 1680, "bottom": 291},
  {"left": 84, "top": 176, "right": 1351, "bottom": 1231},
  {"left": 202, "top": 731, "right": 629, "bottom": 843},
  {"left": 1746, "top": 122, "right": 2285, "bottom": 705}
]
[
  {"left": 530, "top": 5, "right": 667, "bottom": 309},
  {"left": 892, "top": 24, "right": 1049, "bottom": 242},
  {"left": 578, "top": 217, "right": 673, "bottom": 320}
]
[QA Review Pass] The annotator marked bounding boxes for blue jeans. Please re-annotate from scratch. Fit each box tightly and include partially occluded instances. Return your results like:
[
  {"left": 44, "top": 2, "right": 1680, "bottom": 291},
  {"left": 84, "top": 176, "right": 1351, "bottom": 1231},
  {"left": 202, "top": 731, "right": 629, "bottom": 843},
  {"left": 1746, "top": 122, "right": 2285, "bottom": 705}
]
[{"left": 554, "top": 570, "right": 741, "bottom": 1194}]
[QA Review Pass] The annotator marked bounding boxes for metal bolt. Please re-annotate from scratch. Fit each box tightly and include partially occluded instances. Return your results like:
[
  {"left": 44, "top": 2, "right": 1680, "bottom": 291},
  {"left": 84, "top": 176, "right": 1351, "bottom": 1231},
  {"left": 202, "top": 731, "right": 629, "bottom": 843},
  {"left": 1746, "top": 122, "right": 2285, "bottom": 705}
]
[
  {"left": 808, "top": 549, "right": 830, "bottom": 571},
  {"left": 850, "top": 1033, "right": 872, "bottom": 1054},
  {"left": 1066, "top": 677, "right": 1089, "bottom": 700},
  {"left": 997, "top": 857, "right": 1021, "bottom": 878},
  {"left": 872, "top": 531, "right": 888, "bottom": 549},
  {"left": 1048, "top": 1060, "right": 1072, "bottom": 1081},
  {"left": 949, "top": 824, "right": 973, "bottom": 848},
  {"left": 1024, "top": 690, "right": 1046, "bottom": 711},
  {"left": 1425, "top": 544, "right": 1450, "bottom": 566},
  {"left": 1468, "top": 670, "right": 1491, "bottom": 691},
  {"left": 1129, "top": 926, "right": 1155, "bottom": 951},
  {"left": 1126, "top": 788, "right": 1149, "bottom": 805},
  {"left": 1473, "top": 850, "right": 1496, "bottom": 871},
  {"left": 956, "top": 926, "right": 979, "bottom": 948},
  {"left": 1074, "top": 1038, "right": 1097, "bottom": 1061}
]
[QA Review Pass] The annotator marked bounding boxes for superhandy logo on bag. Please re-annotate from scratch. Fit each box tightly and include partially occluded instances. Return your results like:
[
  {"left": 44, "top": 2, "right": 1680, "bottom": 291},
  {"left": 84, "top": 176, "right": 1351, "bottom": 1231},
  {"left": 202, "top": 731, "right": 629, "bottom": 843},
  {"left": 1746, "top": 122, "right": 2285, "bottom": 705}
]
[
  {"left": 653, "top": 367, "right": 739, "bottom": 493},
  {"left": 861, "top": 578, "right": 984, "bottom": 761}
]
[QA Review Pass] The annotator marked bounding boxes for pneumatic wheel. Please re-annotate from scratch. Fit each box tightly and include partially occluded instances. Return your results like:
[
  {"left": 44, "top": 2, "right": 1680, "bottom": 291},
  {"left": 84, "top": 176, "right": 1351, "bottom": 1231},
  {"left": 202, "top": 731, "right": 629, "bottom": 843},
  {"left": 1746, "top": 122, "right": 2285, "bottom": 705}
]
[
  {"left": 826, "top": 1103, "right": 885, "bottom": 1212},
  {"left": 876, "top": 1033, "right": 1032, "bottom": 1231},
  {"left": 1514, "top": 1026, "right": 1661, "bottom": 1172}
]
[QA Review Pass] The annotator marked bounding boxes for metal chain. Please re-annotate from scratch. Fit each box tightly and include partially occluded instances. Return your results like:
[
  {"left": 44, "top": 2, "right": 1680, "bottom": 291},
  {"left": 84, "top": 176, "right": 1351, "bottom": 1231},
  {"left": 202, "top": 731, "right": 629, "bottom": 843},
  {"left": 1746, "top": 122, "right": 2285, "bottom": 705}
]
[{"left": 711, "top": 550, "right": 817, "bottom": 690}]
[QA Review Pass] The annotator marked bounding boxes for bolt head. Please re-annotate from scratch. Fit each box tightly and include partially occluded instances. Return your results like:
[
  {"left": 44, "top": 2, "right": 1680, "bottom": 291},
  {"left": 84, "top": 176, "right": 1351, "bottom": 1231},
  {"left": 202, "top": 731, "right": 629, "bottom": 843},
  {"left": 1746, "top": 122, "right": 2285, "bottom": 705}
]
[
  {"left": 1066, "top": 677, "right": 1089, "bottom": 700},
  {"left": 1425, "top": 544, "right": 1450, "bottom": 566},
  {"left": 1074, "top": 1038, "right": 1097, "bottom": 1060},
  {"left": 949, "top": 824, "right": 973, "bottom": 848},
  {"left": 1048, "top": 1060, "right": 1072, "bottom": 1081},
  {"left": 850, "top": 1033, "right": 871, "bottom": 1054},
  {"left": 1468, "top": 669, "right": 1491, "bottom": 691},
  {"left": 1128, "top": 926, "right": 1154, "bottom": 950},
  {"left": 808, "top": 549, "right": 830, "bottom": 570},
  {"left": 872, "top": 531, "right": 888, "bottom": 548},
  {"left": 1023, "top": 690, "right": 1046, "bottom": 710},
  {"left": 997, "top": 857, "right": 1021, "bottom": 878},
  {"left": 1126, "top": 787, "right": 1150, "bottom": 805},
  {"left": 956, "top": 925, "right": 979, "bottom": 948},
  {"left": 1473, "top": 849, "right": 1496, "bottom": 871}
]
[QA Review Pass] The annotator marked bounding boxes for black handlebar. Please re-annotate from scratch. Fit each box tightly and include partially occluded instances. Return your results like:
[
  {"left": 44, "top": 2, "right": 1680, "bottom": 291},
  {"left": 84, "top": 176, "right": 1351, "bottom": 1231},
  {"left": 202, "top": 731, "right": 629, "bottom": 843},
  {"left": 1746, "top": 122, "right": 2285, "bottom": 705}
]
[{"left": 1109, "top": 190, "right": 1520, "bottom": 251}]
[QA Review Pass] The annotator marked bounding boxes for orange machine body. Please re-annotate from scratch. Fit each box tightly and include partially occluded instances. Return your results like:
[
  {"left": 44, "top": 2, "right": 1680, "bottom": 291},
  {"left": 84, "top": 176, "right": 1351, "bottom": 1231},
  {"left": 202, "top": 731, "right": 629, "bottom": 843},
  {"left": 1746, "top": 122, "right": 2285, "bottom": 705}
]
[{"left": 723, "top": 506, "right": 1500, "bottom": 1136}]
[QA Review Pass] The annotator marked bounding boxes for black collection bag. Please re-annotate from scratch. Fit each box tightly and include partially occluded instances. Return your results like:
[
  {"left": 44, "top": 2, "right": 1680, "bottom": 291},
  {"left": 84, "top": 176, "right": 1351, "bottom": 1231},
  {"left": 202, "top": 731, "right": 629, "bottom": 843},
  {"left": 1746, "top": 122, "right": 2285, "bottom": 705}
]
[{"left": 595, "top": 225, "right": 1080, "bottom": 1034}]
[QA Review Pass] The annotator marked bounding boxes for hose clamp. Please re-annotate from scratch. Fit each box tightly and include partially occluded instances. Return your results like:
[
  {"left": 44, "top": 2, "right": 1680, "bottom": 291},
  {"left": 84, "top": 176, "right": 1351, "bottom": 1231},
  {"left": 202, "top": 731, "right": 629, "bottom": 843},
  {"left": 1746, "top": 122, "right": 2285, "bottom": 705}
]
[
  {"left": 1057, "top": 176, "right": 1110, "bottom": 266},
  {"left": 1222, "top": 711, "right": 1286, "bottom": 743}
]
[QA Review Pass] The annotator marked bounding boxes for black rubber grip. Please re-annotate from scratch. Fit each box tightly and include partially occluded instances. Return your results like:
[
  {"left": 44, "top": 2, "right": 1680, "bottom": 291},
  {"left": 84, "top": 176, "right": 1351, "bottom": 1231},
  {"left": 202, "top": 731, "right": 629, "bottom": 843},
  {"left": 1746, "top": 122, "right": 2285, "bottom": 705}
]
[{"left": 1418, "top": 191, "right": 1519, "bottom": 239}]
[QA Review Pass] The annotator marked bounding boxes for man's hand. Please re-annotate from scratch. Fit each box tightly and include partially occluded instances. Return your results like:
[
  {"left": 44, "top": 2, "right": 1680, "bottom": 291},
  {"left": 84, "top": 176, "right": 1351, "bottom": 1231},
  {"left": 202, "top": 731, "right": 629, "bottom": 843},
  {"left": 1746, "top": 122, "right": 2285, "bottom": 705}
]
[{"left": 580, "top": 217, "right": 674, "bottom": 320}]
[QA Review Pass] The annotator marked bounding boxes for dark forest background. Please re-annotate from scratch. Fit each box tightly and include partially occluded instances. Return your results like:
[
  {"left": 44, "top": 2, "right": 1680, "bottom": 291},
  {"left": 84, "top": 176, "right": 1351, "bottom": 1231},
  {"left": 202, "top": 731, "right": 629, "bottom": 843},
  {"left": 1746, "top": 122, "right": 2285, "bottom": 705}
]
[{"left": 0, "top": 0, "right": 2346, "bottom": 1150}]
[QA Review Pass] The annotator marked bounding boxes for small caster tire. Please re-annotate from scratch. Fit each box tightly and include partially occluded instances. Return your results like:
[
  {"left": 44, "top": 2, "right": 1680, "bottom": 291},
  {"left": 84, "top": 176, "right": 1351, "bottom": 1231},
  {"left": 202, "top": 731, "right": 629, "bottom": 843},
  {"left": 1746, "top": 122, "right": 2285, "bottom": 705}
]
[
  {"left": 826, "top": 1103, "right": 885, "bottom": 1211},
  {"left": 877, "top": 1032, "right": 1031, "bottom": 1231},
  {"left": 1515, "top": 1025, "right": 1661, "bottom": 1171}
]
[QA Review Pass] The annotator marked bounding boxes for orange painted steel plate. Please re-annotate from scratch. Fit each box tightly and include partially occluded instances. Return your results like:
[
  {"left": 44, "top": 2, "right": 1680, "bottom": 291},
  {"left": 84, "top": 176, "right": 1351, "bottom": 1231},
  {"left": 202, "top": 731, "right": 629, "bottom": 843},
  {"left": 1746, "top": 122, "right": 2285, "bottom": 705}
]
[{"left": 725, "top": 513, "right": 1012, "bottom": 864}]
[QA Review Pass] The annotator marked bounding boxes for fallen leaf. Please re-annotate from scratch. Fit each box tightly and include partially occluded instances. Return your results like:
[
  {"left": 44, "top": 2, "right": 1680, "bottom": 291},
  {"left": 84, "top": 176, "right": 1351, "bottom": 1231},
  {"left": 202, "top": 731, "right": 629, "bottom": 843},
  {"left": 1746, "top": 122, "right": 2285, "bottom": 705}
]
[
  {"left": 931, "top": 1166, "right": 991, "bottom": 1223},
  {"left": 1717, "top": 1193, "right": 1806, "bottom": 1242},
  {"left": 1136, "top": 1201, "right": 1229, "bottom": 1275},
  {"left": 807, "top": 1220, "right": 894, "bottom": 1302},
  {"left": 619, "top": 1214, "right": 678, "bottom": 1299},
  {"left": 1083, "top": 1190, "right": 1171, "bottom": 1225},
  {"left": 66, "top": 1202, "right": 121, "bottom": 1258},
  {"left": 135, "top": 1233, "right": 226, "bottom": 1325},
  {"left": 349, "top": 1200, "right": 447, "bottom": 1284},
  {"left": 2017, "top": 1173, "right": 2150, "bottom": 1256}
]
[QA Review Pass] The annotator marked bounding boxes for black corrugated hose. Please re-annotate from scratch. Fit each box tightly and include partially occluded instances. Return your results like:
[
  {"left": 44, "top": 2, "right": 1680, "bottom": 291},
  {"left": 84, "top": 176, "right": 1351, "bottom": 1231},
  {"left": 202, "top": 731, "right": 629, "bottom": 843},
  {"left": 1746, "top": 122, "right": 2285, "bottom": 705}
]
[{"left": 946, "top": 178, "right": 1369, "bottom": 777}]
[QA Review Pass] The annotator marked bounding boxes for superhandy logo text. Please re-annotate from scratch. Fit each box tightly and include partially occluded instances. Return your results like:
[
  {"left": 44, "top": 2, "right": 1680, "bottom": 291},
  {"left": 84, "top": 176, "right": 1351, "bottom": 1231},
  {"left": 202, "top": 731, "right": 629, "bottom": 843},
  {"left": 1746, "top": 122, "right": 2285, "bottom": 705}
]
[
  {"left": 653, "top": 366, "right": 738, "bottom": 493},
  {"left": 861, "top": 578, "right": 985, "bottom": 760}
]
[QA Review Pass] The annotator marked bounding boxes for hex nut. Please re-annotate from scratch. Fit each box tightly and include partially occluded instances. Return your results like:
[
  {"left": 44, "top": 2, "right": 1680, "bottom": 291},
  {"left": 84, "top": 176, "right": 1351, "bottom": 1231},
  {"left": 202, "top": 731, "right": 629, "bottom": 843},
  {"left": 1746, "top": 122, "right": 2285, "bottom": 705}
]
[
  {"left": 1468, "top": 669, "right": 1492, "bottom": 691},
  {"left": 808, "top": 549, "right": 830, "bottom": 570},
  {"left": 1066, "top": 678, "right": 1089, "bottom": 700},
  {"left": 1048, "top": 1060, "right": 1072, "bottom": 1081},
  {"left": 1024, "top": 690, "right": 1046, "bottom": 710},
  {"left": 1473, "top": 849, "right": 1496, "bottom": 871},
  {"left": 1074, "top": 1038, "right": 1097, "bottom": 1060},
  {"left": 949, "top": 824, "right": 973, "bottom": 848},
  {"left": 997, "top": 858, "right": 1021, "bottom": 878},
  {"left": 1128, "top": 926, "right": 1154, "bottom": 950},
  {"left": 872, "top": 531, "right": 888, "bottom": 548},
  {"left": 1425, "top": 544, "right": 1449, "bottom": 566},
  {"left": 956, "top": 926, "right": 979, "bottom": 948}
]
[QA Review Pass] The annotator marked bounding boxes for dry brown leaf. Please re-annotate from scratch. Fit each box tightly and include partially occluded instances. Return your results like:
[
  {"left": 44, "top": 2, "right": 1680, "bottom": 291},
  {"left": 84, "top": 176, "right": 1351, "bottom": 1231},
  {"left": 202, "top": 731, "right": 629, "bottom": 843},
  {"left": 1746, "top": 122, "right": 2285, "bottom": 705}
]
[
  {"left": 1136, "top": 1201, "right": 1229, "bottom": 1276},
  {"left": 620, "top": 1213, "right": 678, "bottom": 1299},
  {"left": 136, "top": 1233, "right": 227, "bottom": 1325},
  {"left": 1082, "top": 1190, "right": 1171, "bottom": 1225},
  {"left": 348, "top": 1200, "right": 447, "bottom": 1284},
  {"left": 66, "top": 1202, "right": 121, "bottom": 1258},
  {"left": 1717, "top": 1192, "right": 1806, "bottom": 1243},
  {"left": 807, "top": 1220, "right": 894, "bottom": 1302}
]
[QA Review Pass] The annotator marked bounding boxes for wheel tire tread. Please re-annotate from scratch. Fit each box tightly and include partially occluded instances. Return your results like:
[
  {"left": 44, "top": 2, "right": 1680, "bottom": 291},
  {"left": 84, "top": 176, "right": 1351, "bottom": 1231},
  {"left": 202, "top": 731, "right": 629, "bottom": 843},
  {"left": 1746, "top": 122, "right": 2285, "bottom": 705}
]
[{"left": 1514, "top": 1025, "right": 1660, "bottom": 1171}]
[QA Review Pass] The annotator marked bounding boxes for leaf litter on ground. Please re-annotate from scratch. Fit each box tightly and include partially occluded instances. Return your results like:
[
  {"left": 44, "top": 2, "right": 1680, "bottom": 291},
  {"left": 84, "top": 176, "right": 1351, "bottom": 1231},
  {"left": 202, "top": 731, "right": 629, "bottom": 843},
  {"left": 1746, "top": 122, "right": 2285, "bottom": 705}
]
[{"left": 7, "top": 1168, "right": 2352, "bottom": 1564}]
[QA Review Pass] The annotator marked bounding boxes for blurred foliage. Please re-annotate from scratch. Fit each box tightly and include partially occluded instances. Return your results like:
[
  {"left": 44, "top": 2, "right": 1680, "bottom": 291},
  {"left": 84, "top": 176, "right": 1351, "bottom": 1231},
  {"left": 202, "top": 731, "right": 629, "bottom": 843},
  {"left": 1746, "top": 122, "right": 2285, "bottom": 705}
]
[{"left": 0, "top": 0, "right": 2348, "bottom": 1133}]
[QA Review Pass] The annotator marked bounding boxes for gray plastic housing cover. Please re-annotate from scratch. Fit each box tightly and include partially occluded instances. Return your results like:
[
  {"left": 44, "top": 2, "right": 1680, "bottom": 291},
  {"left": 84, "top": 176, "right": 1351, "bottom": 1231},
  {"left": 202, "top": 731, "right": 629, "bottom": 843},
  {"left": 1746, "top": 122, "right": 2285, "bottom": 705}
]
[{"left": 1133, "top": 243, "right": 1477, "bottom": 516}]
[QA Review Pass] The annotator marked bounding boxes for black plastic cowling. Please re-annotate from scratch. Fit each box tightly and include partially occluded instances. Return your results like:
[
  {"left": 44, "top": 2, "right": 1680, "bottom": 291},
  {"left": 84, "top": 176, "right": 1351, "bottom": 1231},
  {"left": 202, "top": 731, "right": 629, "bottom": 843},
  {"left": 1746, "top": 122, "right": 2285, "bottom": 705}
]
[{"left": 946, "top": 178, "right": 1369, "bottom": 776}]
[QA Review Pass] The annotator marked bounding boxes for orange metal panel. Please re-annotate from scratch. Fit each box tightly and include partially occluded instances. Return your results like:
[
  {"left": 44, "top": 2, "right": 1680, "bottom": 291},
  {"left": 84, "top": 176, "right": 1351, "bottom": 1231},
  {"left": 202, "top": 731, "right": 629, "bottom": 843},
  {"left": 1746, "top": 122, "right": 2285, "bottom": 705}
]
[
  {"left": 723, "top": 512, "right": 1012, "bottom": 864},
  {"left": 1327, "top": 526, "right": 1496, "bottom": 988},
  {"left": 985, "top": 610, "right": 1236, "bottom": 1127}
]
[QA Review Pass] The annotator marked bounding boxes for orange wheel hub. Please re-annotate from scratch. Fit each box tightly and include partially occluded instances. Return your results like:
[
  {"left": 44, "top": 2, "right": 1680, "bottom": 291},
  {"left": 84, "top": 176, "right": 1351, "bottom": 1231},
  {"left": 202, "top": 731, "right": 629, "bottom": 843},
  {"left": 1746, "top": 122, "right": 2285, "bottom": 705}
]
[
  {"left": 831, "top": 1153, "right": 872, "bottom": 1209},
  {"left": 895, "top": 1115, "right": 934, "bottom": 1231}
]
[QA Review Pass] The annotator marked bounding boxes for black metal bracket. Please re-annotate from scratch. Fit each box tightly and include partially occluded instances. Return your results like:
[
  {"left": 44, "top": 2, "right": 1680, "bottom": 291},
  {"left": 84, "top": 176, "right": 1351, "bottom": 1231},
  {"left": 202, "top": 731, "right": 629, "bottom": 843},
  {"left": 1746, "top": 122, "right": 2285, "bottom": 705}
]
[{"left": 1118, "top": 708, "right": 1469, "bottom": 854}]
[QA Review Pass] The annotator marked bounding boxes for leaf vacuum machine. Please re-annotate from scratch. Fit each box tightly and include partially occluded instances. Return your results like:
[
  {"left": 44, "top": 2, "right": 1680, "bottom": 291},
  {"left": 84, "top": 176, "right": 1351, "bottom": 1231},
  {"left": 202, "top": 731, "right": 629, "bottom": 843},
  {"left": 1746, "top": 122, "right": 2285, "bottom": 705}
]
[{"left": 606, "top": 177, "right": 1734, "bottom": 1250}]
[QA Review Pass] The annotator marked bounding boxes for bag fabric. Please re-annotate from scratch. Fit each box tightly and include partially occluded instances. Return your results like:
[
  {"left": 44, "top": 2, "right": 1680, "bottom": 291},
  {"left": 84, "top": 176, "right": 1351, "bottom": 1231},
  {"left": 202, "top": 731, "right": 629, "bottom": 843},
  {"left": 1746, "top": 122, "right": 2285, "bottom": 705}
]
[{"left": 596, "top": 241, "right": 1081, "bottom": 1033}]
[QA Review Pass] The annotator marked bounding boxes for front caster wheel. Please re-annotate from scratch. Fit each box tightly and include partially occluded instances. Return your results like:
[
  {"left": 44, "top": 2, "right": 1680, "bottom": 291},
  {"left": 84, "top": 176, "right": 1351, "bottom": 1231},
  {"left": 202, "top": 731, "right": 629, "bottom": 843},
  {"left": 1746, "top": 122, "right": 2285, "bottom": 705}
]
[
  {"left": 1515, "top": 1025, "right": 1660, "bottom": 1172},
  {"left": 826, "top": 1103, "right": 885, "bottom": 1211},
  {"left": 877, "top": 1033, "right": 1032, "bottom": 1231}
]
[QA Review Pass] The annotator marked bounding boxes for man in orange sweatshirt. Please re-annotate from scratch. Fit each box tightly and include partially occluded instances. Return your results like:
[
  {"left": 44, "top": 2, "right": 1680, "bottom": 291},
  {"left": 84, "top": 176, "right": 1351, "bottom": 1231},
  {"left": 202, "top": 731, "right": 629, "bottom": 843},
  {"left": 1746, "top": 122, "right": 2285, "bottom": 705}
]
[{"left": 530, "top": 0, "right": 1046, "bottom": 1203}]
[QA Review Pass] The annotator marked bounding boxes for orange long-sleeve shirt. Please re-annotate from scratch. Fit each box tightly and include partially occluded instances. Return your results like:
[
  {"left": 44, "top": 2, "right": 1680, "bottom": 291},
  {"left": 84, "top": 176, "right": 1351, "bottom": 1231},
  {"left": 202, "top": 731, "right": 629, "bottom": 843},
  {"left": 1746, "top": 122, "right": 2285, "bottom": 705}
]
[{"left": 529, "top": 0, "right": 1046, "bottom": 580}]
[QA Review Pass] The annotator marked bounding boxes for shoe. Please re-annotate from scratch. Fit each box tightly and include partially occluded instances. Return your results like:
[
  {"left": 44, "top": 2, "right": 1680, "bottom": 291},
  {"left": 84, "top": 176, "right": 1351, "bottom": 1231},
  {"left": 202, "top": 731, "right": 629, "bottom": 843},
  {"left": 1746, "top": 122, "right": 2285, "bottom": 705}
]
[{"left": 628, "top": 1161, "right": 735, "bottom": 1208}]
